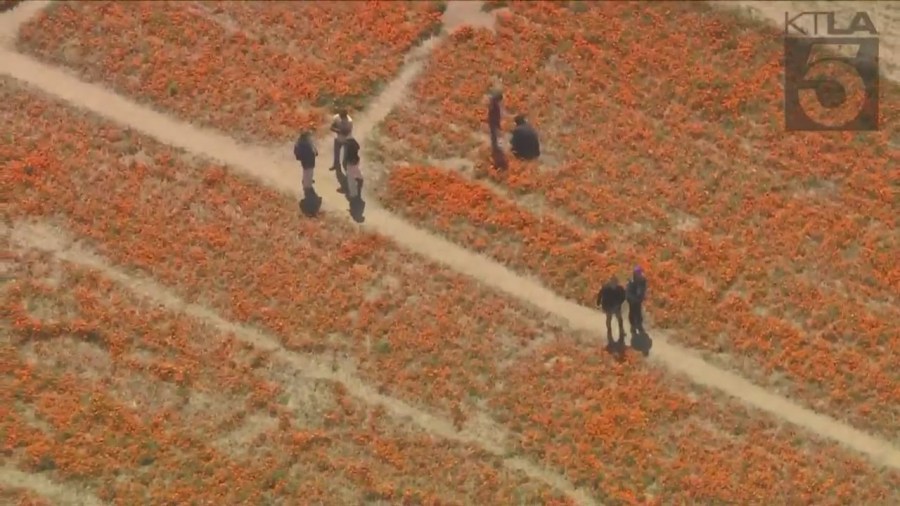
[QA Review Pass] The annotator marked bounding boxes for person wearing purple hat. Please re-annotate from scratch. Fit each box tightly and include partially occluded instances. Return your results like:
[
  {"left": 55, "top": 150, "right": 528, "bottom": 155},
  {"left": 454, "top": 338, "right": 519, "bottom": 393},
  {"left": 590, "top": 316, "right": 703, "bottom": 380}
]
[{"left": 626, "top": 266, "right": 648, "bottom": 336}]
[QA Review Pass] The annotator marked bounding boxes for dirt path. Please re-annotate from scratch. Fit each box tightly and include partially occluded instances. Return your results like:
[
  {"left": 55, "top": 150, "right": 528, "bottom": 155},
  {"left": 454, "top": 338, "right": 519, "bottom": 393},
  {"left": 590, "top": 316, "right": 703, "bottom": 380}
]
[
  {"left": 3, "top": 50, "right": 897, "bottom": 471},
  {"left": 6, "top": 220, "right": 600, "bottom": 506},
  {"left": 0, "top": 466, "right": 106, "bottom": 506},
  {"left": 302, "top": 0, "right": 505, "bottom": 192},
  {"left": 0, "top": 0, "right": 52, "bottom": 48},
  {"left": 709, "top": 1, "right": 900, "bottom": 82},
  {"left": 2, "top": 0, "right": 898, "bottom": 471}
]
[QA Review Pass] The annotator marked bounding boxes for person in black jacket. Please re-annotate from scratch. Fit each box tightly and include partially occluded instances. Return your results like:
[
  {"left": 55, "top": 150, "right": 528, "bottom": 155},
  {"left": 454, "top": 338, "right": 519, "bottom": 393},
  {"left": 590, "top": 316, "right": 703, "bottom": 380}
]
[
  {"left": 597, "top": 276, "right": 627, "bottom": 349},
  {"left": 510, "top": 114, "right": 540, "bottom": 160},
  {"left": 294, "top": 132, "right": 321, "bottom": 216},
  {"left": 626, "top": 266, "right": 647, "bottom": 336},
  {"left": 294, "top": 132, "right": 317, "bottom": 178},
  {"left": 342, "top": 136, "right": 363, "bottom": 201}
]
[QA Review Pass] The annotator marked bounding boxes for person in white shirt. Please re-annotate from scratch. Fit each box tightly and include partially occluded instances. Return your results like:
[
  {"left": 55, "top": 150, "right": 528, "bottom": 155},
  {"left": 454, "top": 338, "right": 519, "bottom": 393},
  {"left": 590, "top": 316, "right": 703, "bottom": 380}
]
[{"left": 330, "top": 110, "right": 353, "bottom": 171}]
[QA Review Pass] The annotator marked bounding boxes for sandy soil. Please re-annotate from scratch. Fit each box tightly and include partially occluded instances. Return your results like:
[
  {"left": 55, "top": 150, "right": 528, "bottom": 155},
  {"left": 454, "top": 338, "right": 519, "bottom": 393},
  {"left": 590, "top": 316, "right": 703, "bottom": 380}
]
[{"left": 711, "top": 1, "right": 900, "bottom": 82}]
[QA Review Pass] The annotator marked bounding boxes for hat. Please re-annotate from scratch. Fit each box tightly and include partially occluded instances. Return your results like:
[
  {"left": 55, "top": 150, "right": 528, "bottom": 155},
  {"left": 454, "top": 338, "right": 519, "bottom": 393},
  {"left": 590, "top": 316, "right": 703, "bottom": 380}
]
[{"left": 634, "top": 266, "right": 643, "bottom": 274}]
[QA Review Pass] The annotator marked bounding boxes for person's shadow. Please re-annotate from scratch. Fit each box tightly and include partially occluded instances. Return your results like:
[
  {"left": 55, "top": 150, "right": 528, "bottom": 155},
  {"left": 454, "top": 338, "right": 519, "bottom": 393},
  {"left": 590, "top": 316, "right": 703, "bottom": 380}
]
[
  {"left": 349, "top": 198, "right": 366, "bottom": 223},
  {"left": 605, "top": 340, "right": 628, "bottom": 361},
  {"left": 631, "top": 329, "right": 653, "bottom": 357},
  {"left": 335, "top": 171, "right": 366, "bottom": 223},
  {"left": 299, "top": 188, "right": 322, "bottom": 218}
]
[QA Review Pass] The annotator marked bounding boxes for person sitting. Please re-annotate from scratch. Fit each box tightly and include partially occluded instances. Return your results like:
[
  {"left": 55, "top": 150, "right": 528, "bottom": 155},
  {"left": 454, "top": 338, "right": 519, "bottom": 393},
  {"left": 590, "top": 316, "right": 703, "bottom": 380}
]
[{"left": 510, "top": 114, "right": 540, "bottom": 161}]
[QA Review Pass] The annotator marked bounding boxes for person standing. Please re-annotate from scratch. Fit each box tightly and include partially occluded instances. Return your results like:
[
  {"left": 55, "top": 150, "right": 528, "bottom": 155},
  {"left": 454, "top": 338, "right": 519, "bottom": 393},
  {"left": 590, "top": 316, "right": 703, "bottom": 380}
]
[
  {"left": 626, "top": 266, "right": 648, "bottom": 336},
  {"left": 597, "top": 276, "right": 627, "bottom": 349},
  {"left": 510, "top": 114, "right": 540, "bottom": 160},
  {"left": 487, "top": 90, "right": 508, "bottom": 170},
  {"left": 330, "top": 109, "right": 353, "bottom": 171},
  {"left": 342, "top": 136, "right": 363, "bottom": 203},
  {"left": 294, "top": 131, "right": 317, "bottom": 191},
  {"left": 487, "top": 90, "right": 503, "bottom": 150},
  {"left": 294, "top": 131, "right": 321, "bottom": 216}
]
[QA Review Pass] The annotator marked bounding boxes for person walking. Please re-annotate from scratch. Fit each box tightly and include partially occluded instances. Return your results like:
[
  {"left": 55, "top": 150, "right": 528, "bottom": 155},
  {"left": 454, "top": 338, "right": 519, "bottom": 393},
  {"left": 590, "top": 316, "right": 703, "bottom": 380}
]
[
  {"left": 626, "top": 266, "right": 648, "bottom": 336},
  {"left": 330, "top": 109, "right": 353, "bottom": 171},
  {"left": 597, "top": 276, "right": 627, "bottom": 349},
  {"left": 510, "top": 114, "right": 540, "bottom": 161}
]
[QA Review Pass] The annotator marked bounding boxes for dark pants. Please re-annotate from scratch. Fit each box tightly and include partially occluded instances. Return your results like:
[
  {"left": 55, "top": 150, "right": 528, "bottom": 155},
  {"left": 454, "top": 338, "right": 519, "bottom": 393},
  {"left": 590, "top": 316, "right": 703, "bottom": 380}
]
[
  {"left": 335, "top": 164, "right": 349, "bottom": 193},
  {"left": 349, "top": 179, "right": 364, "bottom": 202},
  {"left": 492, "top": 146, "right": 508, "bottom": 170},
  {"left": 628, "top": 301, "right": 644, "bottom": 333},
  {"left": 335, "top": 169, "right": 363, "bottom": 201},
  {"left": 604, "top": 306, "right": 625, "bottom": 344},
  {"left": 299, "top": 186, "right": 322, "bottom": 217},
  {"left": 489, "top": 125, "right": 500, "bottom": 150},
  {"left": 332, "top": 138, "right": 343, "bottom": 169}
]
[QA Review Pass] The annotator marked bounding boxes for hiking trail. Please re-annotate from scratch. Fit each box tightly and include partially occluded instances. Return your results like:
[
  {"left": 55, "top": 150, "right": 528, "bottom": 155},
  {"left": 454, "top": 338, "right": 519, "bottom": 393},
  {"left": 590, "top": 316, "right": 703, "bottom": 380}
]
[
  {"left": 1, "top": 0, "right": 898, "bottom": 480},
  {"left": 7, "top": 219, "right": 600, "bottom": 506}
]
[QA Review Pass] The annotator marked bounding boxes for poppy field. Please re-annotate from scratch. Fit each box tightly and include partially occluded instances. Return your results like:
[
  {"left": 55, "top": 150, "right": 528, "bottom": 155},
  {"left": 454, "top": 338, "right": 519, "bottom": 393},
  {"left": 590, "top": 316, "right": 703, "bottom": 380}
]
[
  {"left": 376, "top": 1, "right": 900, "bottom": 440},
  {"left": 15, "top": 0, "right": 444, "bottom": 144},
  {"left": 3, "top": 239, "right": 578, "bottom": 505},
  {"left": 4, "top": 69, "right": 900, "bottom": 504},
  {"left": 3, "top": 0, "right": 900, "bottom": 503}
]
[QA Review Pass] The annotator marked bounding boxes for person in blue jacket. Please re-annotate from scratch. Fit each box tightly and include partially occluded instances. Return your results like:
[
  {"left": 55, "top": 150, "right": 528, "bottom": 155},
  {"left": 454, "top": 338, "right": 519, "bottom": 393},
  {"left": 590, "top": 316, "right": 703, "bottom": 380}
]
[{"left": 626, "top": 266, "right": 648, "bottom": 336}]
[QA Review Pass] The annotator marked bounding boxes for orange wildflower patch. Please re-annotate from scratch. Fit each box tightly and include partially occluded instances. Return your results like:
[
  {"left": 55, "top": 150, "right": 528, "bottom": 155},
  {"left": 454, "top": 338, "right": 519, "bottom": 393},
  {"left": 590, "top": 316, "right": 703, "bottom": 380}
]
[
  {"left": 490, "top": 338, "right": 900, "bottom": 504},
  {"left": 1, "top": 77, "right": 568, "bottom": 422},
  {"left": 378, "top": 1, "right": 899, "bottom": 437},
  {"left": 1, "top": 242, "right": 572, "bottom": 505},
  {"left": 16, "top": 0, "right": 443, "bottom": 142},
  {"left": 382, "top": 164, "right": 900, "bottom": 439},
  {"left": 4, "top": 79, "right": 899, "bottom": 503}
]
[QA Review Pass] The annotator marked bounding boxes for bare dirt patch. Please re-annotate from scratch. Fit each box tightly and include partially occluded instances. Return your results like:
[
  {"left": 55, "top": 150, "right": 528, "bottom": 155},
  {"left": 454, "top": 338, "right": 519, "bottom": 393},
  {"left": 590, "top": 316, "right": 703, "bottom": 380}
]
[{"left": 710, "top": 1, "right": 900, "bottom": 81}]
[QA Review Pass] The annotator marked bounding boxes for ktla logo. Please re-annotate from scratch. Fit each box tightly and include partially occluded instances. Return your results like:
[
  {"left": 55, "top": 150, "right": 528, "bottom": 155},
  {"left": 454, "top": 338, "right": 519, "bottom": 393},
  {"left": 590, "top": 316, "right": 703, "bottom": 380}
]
[{"left": 783, "top": 11, "right": 879, "bottom": 132}]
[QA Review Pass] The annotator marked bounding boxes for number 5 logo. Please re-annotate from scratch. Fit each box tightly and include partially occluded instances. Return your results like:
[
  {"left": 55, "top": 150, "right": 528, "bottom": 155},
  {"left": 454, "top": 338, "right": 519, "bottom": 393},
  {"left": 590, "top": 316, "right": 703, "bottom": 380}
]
[{"left": 784, "top": 36, "right": 879, "bottom": 131}]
